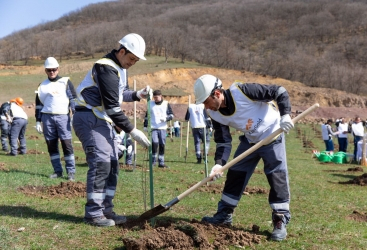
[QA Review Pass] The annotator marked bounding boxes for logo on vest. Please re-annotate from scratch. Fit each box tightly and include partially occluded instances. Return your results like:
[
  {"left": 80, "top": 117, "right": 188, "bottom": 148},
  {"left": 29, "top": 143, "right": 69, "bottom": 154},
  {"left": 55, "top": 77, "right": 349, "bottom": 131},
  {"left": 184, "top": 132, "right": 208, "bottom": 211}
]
[{"left": 247, "top": 118, "right": 263, "bottom": 134}]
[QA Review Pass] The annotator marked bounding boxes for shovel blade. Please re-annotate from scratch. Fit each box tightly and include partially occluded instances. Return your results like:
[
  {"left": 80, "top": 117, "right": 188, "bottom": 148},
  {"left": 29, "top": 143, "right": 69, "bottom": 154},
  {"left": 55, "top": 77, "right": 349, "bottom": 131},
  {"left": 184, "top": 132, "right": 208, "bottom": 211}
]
[{"left": 138, "top": 204, "right": 169, "bottom": 221}]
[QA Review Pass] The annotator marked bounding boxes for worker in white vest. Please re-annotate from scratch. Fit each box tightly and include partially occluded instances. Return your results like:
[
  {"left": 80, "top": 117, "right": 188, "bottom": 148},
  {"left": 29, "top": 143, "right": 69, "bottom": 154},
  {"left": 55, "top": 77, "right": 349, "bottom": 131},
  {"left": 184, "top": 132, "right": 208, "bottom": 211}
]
[
  {"left": 185, "top": 103, "right": 212, "bottom": 164},
  {"left": 35, "top": 57, "right": 76, "bottom": 181},
  {"left": 8, "top": 97, "right": 28, "bottom": 156},
  {"left": 194, "top": 74, "right": 294, "bottom": 241},
  {"left": 73, "top": 33, "right": 151, "bottom": 227},
  {"left": 336, "top": 117, "right": 349, "bottom": 152},
  {"left": 351, "top": 116, "right": 365, "bottom": 161},
  {"left": 144, "top": 90, "right": 174, "bottom": 168},
  {"left": 321, "top": 119, "right": 339, "bottom": 151}
]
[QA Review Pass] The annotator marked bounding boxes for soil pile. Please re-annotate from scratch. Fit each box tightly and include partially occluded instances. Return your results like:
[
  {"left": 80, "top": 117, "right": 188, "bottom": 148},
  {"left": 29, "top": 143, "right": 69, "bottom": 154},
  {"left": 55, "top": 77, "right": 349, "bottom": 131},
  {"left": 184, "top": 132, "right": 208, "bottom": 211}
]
[
  {"left": 18, "top": 181, "right": 86, "bottom": 198},
  {"left": 121, "top": 220, "right": 263, "bottom": 250}
]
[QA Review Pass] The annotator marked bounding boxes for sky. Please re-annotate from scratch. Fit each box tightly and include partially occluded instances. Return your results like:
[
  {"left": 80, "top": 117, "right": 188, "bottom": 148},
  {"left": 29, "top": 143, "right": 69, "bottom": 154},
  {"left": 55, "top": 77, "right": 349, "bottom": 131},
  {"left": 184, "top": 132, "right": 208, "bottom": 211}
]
[{"left": 0, "top": 0, "right": 115, "bottom": 39}]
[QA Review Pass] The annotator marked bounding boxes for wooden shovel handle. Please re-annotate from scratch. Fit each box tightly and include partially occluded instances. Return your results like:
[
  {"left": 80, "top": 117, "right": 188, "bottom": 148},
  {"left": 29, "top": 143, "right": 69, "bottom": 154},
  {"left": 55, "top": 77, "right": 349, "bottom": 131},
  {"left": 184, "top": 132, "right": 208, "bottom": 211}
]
[{"left": 177, "top": 103, "right": 320, "bottom": 201}]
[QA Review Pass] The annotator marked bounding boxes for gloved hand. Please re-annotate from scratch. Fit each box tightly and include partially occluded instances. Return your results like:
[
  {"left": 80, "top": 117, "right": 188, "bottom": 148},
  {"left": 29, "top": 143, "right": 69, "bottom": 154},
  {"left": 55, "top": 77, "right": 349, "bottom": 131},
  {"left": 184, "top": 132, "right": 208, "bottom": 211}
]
[
  {"left": 160, "top": 118, "right": 166, "bottom": 123},
  {"left": 209, "top": 127, "right": 213, "bottom": 133},
  {"left": 117, "top": 145, "right": 126, "bottom": 152},
  {"left": 209, "top": 164, "right": 223, "bottom": 181},
  {"left": 130, "top": 128, "right": 151, "bottom": 148},
  {"left": 127, "top": 145, "right": 133, "bottom": 154},
  {"left": 36, "top": 121, "right": 43, "bottom": 134},
  {"left": 280, "top": 114, "right": 294, "bottom": 133},
  {"left": 136, "top": 85, "right": 151, "bottom": 99},
  {"left": 143, "top": 127, "right": 148, "bottom": 132}
]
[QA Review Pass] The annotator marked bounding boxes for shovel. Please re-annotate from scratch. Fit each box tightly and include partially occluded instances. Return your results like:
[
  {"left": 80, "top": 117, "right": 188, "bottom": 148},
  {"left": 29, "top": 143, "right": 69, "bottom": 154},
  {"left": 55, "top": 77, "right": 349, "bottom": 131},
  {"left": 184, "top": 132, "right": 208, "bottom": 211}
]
[{"left": 138, "top": 103, "right": 320, "bottom": 221}]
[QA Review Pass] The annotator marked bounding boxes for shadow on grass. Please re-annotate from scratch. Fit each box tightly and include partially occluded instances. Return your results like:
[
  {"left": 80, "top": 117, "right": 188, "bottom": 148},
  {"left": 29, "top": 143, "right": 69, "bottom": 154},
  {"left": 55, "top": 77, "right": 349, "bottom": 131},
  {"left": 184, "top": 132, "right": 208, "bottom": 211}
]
[
  {"left": 0, "top": 205, "right": 82, "bottom": 223},
  {"left": 6, "top": 169, "right": 49, "bottom": 178},
  {"left": 330, "top": 173, "right": 360, "bottom": 179},
  {"left": 76, "top": 162, "right": 88, "bottom": 167}
]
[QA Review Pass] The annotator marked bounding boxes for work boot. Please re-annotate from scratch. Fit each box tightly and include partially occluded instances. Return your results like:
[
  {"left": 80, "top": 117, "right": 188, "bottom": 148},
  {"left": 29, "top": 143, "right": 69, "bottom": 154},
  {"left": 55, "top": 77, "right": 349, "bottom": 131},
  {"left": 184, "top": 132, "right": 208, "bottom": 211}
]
[
  {"left": 201, "top": 208, "right": 233, "bottom": 225},
  {"left": 105, "top": 212, "right": 127, "bottom": 225},
  {"left": 84, "top": 216, "right": 115, "bottom": 227},
  {"left": 67, "top": 172, "right": 75, "bottom": 181},
  {"left": 158, "top": 164, "right": 169, "bottom": 169},
  {"left": 271, "top": 213, "right": 287, "bottom": 241},
  {"left": 49, "top": 172, "right": 63, "bottom": 179},
  {"left": 196, "top": 158, "right": 202, "bottom": 164}
]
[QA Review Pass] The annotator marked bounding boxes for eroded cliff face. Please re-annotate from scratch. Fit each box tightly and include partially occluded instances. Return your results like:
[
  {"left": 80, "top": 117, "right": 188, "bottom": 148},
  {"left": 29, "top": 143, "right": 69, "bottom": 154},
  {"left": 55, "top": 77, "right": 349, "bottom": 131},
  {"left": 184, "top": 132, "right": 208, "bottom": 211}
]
[{"left": 128, "top": 68, "right": 367, "bottom": 122}]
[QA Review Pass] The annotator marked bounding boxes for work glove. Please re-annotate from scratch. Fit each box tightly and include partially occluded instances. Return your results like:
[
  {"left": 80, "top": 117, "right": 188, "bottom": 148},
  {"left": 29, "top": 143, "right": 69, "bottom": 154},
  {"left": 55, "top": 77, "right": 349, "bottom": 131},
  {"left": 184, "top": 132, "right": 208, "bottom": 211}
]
[
  {"left": 280, "top": 114, "right": 294, "bottom": 133},
  {"left": 209, "top": 164, "right": 224, "bottom": 181},
  {"left": 160, "top": 118, "right": 166, "bottom": 123},
  {"left": 209, "top": 127, "right": 213, "bottom": 133},
  {"left": 143, "top": 127, "right": 148, "bottom": 132},
  {"left": 136, "top": 85, "right": 152, "bottom": 99},
  {"left": 36, "top": 121, "right": 43, "bottom": 134},
  {"left": 127, "top": 145, "right": 133, "bottom": 154},
  {"left": 130, "top": 128, "right": 151, "bottom": 148},
  {"left": 118, "top": 145, "right": 126, "bottom": 152},
  {"left": 119, "top": 130, "right": 126, "bottom": 138}
]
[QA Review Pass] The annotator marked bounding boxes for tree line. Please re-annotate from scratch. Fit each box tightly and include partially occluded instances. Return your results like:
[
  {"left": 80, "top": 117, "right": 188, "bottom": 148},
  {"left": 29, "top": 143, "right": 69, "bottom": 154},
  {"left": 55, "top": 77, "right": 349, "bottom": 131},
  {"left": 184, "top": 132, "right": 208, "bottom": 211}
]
[{"left": 1, "top": 0, "right": 367, "bottom": 94}]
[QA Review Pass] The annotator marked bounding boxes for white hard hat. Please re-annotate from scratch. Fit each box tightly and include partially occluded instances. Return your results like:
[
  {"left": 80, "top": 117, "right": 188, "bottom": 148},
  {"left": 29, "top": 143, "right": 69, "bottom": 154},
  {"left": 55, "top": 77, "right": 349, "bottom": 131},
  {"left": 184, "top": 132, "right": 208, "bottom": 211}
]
[
  {"left": 44, "top": 57, "right": 59, "bottom": 68},
  {"left": 118, "top": 33, "right": 146, "bottom": 60},
  {"left": 194, "top": 74, "right": 222, "bottom": 104}
]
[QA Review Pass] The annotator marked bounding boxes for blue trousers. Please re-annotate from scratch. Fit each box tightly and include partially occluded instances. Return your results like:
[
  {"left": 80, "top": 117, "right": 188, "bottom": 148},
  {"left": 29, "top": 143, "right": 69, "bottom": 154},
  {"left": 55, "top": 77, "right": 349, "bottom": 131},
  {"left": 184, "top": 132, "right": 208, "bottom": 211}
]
[
  {"left": 73, "top": 111, "right": 119, "bottom": 219},
  {"left": 217, "top": 134, "right": 291, "bottom": 223},
  {"left": 338, "top": 137, "right": 348, "bottom": 152},
  {"left": 1, "top": 119, "right": 10, "bottom": 151},
  {"left": 42, "top": 113, "right": 75, "bottom": 174},
  {"left": 9, "top": 118, "right": 27, "bottom": 155},
  {"left": 324, "top": 139, "right": 334, "bottom": 151},
  {"left": 151, "top": 129, "right": 166, "bottom": 166}
]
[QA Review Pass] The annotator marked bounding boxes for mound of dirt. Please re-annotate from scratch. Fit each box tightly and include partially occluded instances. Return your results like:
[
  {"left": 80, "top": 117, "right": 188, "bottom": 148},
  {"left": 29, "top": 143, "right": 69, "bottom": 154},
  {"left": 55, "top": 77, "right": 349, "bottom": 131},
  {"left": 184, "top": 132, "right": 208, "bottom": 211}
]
[
  {"left": 347, "top": 210, "right": 367, "bottom": 222},
  {"left": 18, "top": 181, "right": 86, "bottom": 198},
  {"left": 339, "top": 173, "right": 367, "bottom": 185},
  {"left": 121, "top": 219, "right": 263, "bottom": 250}
]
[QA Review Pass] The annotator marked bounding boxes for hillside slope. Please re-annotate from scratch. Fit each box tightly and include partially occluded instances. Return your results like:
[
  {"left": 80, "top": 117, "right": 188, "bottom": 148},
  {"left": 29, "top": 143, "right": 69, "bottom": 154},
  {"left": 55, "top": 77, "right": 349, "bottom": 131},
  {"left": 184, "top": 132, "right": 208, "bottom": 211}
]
[{"left": 125, "top": 68, "right": 367, "bottom": 122}]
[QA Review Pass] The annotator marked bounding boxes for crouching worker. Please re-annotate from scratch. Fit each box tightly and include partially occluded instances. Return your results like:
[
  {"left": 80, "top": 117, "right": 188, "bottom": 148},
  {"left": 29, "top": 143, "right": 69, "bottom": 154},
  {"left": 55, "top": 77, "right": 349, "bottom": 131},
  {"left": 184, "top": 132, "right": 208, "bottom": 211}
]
[{"left": 194, "top": 74, "right": 294, "bottom": 241}]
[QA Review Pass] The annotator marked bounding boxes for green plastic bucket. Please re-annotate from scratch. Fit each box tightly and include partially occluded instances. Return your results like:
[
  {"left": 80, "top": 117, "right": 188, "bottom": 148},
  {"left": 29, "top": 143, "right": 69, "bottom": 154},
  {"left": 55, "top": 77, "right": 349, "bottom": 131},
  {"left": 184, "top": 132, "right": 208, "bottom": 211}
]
[
  {"left": 318, "top": 153, "right": 332, "bottom": 162},
  {"left": 332, "top": 155, "right": 344, "bottom": 164}
]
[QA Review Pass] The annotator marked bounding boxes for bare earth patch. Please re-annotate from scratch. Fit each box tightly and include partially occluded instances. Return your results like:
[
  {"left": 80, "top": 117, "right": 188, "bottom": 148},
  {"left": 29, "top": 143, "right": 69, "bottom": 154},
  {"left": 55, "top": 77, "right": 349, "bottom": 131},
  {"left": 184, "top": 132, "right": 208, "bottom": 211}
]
[
  {"left": 121, "top": 219, "right": 263, "bottom": 250},
  {"left": 27, "top": 149, "right": 46, "bottom": 155},
  {"left": 0, "top": 162, "right": 9, "bottom": 172},
  {"left": 18, "top": 181, "right": 86, "bottom": 198},
  {"left": 28, "top": 135, "right": 40, "bottom": 140},
  {"left": 347, "top": 210, "right": 367, "bottom": 222}
]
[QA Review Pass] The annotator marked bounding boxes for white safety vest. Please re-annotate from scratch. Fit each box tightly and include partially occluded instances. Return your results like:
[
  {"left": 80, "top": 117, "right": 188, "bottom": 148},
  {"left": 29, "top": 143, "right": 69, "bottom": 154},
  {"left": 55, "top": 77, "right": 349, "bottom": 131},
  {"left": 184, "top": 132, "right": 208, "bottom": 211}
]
[
  {"left": 38, "top": 77, "right": 70, "bottom": 114},
  {"left": 173, "top": 120, "right": 180, "bottom": 128},
  {"left": 150, "top": 100, "right": 169, "bottom": 129},
  {"left": 352, "top": 122, "right": 364, "bottom": 136},
  {"left": 208, "top": 83, "right": 280, "bottom": 144},
  {"left": 75, "top": 58, "right": 127, "bottom": 123},
  {"left": 10, "top": 103, "right": 28, "bottom": 119},
  {"left": 188, "top": 104, "right": 206, "bottom": 128},
  {"left": 337, "top": 123, "right": 349, "bottom": 138}
]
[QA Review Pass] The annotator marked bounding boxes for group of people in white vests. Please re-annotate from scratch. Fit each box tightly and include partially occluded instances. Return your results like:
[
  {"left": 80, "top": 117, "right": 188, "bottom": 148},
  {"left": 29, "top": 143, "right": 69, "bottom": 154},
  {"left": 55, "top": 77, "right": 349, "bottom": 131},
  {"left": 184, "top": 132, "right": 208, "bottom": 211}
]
[{"left": 321, "top": 116, "right": 366, "bottom": 162}]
